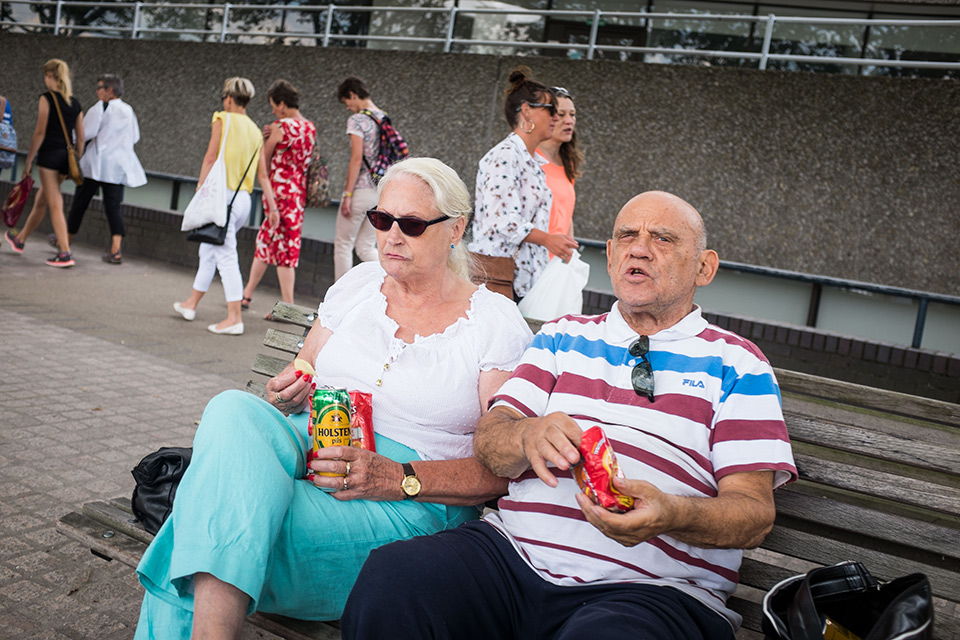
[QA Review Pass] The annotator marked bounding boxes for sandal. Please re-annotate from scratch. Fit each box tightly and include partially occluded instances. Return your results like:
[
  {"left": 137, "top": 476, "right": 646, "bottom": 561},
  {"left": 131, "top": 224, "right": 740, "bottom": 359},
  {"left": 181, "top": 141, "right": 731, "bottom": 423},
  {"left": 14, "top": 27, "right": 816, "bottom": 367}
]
[{"left": 241, "top": 296, "right": 252, "bottom": 310}]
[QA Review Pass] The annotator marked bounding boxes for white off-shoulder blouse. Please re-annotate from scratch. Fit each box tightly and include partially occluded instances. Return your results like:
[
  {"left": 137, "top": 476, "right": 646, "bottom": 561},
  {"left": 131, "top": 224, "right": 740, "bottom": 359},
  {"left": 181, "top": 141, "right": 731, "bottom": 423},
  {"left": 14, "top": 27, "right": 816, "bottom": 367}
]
[{"left": 311, "top": 261, "right": 534, "bottom": 461}]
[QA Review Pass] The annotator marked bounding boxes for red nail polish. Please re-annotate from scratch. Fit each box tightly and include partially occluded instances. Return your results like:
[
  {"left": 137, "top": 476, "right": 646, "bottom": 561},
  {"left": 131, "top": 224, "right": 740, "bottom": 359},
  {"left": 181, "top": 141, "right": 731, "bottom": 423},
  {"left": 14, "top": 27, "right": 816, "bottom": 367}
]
[
  {"left": 304, "top": 374, "right": 312, "bottom": 383},
  {"left": 294, "top": 370, "right": 303, "bottom": 379}
]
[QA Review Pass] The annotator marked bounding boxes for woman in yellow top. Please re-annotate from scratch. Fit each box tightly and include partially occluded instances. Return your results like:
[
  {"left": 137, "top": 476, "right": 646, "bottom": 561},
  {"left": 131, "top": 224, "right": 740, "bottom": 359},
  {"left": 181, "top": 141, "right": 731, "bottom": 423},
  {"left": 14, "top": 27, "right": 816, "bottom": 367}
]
[
  {"left": 174, "top": 77, "right": 261, "bottom": 336},
  {"left": 536, "top": 86, "right": 583, "bottom": 246}
]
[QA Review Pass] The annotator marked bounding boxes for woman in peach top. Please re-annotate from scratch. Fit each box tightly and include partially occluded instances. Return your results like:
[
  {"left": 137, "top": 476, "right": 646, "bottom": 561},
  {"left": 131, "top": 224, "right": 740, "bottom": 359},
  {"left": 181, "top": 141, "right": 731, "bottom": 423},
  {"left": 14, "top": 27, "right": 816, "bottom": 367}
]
[{"left": 536, "top": 86, "right": 583, "bottom": 243}]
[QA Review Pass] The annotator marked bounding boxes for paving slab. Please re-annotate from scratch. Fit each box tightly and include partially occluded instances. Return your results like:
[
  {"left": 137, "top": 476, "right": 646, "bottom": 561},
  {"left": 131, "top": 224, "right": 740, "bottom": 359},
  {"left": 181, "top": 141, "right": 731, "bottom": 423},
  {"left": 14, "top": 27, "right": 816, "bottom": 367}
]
[{"left": 0, "top": 239, "right": 310, "bottom": 639}]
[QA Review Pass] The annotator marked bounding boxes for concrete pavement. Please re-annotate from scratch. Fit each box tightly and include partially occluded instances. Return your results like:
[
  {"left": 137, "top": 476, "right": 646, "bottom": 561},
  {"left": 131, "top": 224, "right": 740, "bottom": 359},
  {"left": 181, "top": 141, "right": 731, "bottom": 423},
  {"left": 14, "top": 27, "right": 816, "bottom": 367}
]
[{"left": 0, "top": 238, "right": 313, "bottom": 638}]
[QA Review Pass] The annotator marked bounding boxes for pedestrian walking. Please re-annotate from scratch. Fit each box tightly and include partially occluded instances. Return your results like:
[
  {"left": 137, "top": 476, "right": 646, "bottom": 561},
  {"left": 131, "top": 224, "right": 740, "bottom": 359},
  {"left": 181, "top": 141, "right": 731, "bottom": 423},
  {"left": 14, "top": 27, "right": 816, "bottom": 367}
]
[
  {"left": 468, "top": 66, "right": 577, "bottom": 299},
  {"left": 332, "top": 76, "right": 386, "bottom": 280},
  {"left": 57, "top": 74, "right": 146, "bottom": 264},
  {"left": 241, "top": 79, "right": 316, "bottom": 313},
  {"left": 173, "top": 77, "right": 261, "bottom": 336},
  {"left": 4, "top": 59, "right": 84, "bottom": 267},
  {"left": 536, "top": 85, "right": 583, "bottom": 246}
]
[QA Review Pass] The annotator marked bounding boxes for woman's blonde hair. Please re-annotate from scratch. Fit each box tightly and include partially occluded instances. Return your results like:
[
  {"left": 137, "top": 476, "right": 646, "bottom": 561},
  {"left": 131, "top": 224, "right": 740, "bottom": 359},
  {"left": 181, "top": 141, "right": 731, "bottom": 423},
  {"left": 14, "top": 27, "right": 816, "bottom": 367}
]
[
  {"left": 43, "top": 59, "right": 72, "bottom": 102},
  {"left": 378, "top": 157, "right": 472, "bottom": 279},
  {"left": 222, "top": 77, "right": 255, "bottom": 108}
]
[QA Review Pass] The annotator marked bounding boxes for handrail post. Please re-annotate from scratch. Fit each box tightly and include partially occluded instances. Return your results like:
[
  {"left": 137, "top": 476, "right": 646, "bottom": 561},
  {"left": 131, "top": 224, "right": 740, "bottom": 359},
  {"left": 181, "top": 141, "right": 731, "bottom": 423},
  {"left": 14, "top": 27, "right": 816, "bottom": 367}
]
[
  {"left": 586, "top": 9, "right": 601, "bottom": 60},
  {"left": 131, "top": 2, "right": 141, "bottom": 39},
  {"left": 759, "top": 13, "right": 775, "bottom": 70},
  {"left": 322, "top": 4, "right": 334, "bottom": 48},
  {"left": 912, "top": 298, "right": 929, "bottom": 349},
  {"left": 220, "top": 3, "right": 231, "bottom": 43},
  {"left": 443, "top": 6, "right": 457, "bottom": 53},
  {"left": 53, "top": 0, "right": 62, "bottom": 35}
]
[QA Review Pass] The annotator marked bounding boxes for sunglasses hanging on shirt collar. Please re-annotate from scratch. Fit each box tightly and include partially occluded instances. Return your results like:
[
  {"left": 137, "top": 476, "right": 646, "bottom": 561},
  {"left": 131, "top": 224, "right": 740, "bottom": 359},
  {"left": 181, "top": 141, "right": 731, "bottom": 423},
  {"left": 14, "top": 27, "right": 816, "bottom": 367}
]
[{"left": 629, "top": 336, "right": 655, "bottom": 402}]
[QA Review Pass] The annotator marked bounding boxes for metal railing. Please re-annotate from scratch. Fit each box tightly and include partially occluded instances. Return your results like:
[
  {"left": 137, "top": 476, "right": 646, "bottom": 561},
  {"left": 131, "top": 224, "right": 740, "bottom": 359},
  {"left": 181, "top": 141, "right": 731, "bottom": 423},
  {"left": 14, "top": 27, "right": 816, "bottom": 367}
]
[
  {"left": 576, "top": 239, "right": 960, "bottom": 349},
  {"left": 2, "top": 1, "right": 960, "bottom": 72}
]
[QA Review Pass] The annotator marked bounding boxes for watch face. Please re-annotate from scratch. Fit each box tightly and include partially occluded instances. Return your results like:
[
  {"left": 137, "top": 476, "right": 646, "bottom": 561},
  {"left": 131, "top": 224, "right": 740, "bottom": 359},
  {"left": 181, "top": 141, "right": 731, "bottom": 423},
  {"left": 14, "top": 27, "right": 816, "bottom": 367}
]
[{"left": 402, "top": 476, "right": 421, "bottom": 497}]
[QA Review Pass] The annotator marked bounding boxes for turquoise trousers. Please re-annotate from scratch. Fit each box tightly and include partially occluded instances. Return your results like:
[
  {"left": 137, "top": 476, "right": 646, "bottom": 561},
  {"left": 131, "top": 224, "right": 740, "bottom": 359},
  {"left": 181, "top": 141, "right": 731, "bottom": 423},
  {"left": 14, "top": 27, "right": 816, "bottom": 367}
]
[{"left": 135, "top": 390, "right": 478, "bottom": 639}]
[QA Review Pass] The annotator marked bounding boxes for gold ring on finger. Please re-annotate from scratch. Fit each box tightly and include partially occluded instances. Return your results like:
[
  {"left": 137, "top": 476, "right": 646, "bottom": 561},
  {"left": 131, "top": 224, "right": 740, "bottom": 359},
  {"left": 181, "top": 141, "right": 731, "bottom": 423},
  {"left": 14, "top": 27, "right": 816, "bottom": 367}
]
[{"left": 345, "top": 461, "right": 351, "bottom": 476}]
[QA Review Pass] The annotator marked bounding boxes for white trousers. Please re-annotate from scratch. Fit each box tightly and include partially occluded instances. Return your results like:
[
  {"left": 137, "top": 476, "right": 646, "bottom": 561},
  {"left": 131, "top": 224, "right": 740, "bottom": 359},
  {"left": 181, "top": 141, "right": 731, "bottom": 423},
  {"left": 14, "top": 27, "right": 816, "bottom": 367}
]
[
  {"left": 192, "top": 191, "right": 251, "bottom": 302},
  {"left": 333, "top": 187, "right": 379, "bottom": 281}
]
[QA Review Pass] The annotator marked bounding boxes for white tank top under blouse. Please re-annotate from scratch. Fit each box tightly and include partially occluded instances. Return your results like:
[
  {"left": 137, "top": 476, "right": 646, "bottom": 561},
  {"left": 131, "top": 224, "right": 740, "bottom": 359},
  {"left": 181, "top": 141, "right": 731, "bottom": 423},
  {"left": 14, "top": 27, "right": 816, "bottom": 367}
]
[{"left": 312, "top": 261, "right": 534, "bottom": 462}]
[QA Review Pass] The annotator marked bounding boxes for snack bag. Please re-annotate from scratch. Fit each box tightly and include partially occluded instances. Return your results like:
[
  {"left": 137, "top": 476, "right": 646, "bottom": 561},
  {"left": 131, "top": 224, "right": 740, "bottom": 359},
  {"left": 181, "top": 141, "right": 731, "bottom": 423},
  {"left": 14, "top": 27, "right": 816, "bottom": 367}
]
[
  {"left": 573, "top": 426, "right": 634, "bottom": 513},
  {"left": 348, "top": 390, "right": 376, "bottom": 453}
]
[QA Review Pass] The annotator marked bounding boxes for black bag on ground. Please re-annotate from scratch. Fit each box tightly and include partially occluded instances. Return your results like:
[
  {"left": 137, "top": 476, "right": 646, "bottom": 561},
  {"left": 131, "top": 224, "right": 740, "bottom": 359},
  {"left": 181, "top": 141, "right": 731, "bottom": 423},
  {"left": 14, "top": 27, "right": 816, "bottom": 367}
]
[
  {"left": 131, "top": 447, "right": 192, "bottom": 535},
  {"left": 761, "top": 561, "right": 933, "bottom": 640}
]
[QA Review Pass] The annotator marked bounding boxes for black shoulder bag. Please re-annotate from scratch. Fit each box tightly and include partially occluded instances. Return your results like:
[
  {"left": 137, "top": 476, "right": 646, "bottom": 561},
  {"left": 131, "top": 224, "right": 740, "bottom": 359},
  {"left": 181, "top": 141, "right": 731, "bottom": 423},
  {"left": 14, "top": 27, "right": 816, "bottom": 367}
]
[
  {"left": 130, "top": 447, "right": 193, "bottom": 535},
  {"left": 187, "top": 145, "right": 260, "bottom": 245},
  {"left": 761, "top": 561, "right": 933, "bottom": 640}
]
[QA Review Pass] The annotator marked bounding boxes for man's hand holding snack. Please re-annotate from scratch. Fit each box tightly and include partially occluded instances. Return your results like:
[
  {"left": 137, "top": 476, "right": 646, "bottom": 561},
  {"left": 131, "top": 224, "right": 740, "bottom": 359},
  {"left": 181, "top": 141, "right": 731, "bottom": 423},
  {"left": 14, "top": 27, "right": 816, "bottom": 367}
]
[
  {"left": 519, "top": 412, "right": 582, "bottom": 487},
  {"left": 576, "top": 476, "right": 672, "bottom": 547}
]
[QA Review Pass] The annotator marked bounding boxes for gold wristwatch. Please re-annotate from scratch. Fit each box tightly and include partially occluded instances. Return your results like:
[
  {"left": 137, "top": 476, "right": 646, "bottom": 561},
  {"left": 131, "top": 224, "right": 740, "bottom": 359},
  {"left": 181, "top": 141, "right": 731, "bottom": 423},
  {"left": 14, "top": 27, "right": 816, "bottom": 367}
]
[{"left": 400, "top": 462, "right": 421, "bottom": 500}]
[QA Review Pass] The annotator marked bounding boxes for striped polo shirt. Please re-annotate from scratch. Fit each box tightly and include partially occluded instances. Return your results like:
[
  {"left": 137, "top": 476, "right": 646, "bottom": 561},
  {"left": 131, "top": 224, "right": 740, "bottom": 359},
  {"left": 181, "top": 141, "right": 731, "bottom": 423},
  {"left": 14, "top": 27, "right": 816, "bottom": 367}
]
[{"left": 483, "top": 303, "right": 797, "bottom": 629}]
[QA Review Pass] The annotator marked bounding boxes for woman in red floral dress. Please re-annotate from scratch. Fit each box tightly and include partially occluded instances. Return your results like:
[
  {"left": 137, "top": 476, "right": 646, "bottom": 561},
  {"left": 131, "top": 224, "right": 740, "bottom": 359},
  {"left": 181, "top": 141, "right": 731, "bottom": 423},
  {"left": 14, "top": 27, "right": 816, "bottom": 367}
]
[{"left": 242, "top": 79, "right": 316, "bottom": 314}]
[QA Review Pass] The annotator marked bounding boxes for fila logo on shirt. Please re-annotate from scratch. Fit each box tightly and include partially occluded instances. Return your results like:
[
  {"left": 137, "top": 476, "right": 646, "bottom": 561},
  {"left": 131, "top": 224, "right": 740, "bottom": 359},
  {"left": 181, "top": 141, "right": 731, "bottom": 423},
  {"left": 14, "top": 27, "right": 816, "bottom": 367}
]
[{"left": 682, "top": 379, "right": 706, "bottom": 388}]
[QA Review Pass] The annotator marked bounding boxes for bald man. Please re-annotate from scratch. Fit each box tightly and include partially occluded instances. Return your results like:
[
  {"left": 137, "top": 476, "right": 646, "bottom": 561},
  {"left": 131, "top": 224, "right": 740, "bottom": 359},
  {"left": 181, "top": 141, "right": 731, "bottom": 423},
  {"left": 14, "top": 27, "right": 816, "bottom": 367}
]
[{"left": 342, "top": 191, "right": 798, "bottom": 640}]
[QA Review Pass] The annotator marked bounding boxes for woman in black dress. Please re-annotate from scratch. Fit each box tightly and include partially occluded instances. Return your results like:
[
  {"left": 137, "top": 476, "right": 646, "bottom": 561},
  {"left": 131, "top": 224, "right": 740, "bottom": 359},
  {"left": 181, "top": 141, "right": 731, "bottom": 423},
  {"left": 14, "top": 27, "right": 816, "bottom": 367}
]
[{"left": 5, "top": 59, "right": 84, "bottom": 267}]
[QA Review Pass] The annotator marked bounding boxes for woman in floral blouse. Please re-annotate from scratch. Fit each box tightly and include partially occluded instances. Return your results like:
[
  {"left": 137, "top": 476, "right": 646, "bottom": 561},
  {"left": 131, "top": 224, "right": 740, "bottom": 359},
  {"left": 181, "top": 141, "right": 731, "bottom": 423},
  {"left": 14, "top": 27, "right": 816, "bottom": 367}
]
[
  {"left": 468, "top": 66, "right": 578, "bottom": 299},
  {"left": 242, "top": 79, "right": 316, "bottom": 314}
]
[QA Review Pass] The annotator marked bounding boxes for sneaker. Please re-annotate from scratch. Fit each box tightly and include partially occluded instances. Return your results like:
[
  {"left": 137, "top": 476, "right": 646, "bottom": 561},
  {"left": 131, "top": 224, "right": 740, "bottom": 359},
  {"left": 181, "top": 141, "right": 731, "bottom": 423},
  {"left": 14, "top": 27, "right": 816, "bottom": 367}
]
[
  {"left": 47, "top": 233, "right": 58, "bottom": 248},
  {"left": 102, "top": 251, "right": 123, "bottom": 264},
  {"left": 5, "top": 230, "right": 24, "bottom": 254},
  {"left": 45, "top": 252, "right": 75, "bottom": 268}
]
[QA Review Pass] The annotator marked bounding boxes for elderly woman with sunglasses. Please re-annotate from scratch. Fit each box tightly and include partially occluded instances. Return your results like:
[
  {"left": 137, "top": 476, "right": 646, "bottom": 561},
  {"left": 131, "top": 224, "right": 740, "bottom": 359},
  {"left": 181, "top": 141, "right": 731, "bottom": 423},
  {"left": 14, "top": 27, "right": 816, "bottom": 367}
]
[
  {"left": 134, "top": 157, "right": 533, "bottom": 639},
  {"left": 468, "top": 66, "right": 578, "bottom": 300}
]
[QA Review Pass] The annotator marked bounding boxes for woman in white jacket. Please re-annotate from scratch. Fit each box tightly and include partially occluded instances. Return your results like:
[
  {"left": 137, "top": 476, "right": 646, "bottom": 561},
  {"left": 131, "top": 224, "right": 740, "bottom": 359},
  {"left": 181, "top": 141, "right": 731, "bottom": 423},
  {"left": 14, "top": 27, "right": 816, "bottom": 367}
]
[{"left": 64, "top": 74, "right": 147, "bottom": 263}]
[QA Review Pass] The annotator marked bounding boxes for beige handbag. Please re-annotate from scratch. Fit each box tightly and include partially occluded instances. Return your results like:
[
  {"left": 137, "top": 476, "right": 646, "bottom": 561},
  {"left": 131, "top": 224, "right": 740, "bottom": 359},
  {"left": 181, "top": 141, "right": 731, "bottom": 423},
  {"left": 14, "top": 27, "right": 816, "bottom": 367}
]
[
  {"left": 50, "top": 92, "right": 82, "bottom": 186},
  {"left": 469, "top": 252, "right": 516, "bottom": 299}
]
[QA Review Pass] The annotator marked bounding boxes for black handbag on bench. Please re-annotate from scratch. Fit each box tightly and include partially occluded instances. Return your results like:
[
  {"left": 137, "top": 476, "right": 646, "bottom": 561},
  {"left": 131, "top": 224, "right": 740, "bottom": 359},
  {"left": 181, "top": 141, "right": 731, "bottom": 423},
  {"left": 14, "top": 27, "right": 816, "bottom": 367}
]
[
  {"left": 761, "top": 561, "right": 933, "bottom": 640},
  {"left": 131, "top": 447, "right": 192, "bottom": 535}
]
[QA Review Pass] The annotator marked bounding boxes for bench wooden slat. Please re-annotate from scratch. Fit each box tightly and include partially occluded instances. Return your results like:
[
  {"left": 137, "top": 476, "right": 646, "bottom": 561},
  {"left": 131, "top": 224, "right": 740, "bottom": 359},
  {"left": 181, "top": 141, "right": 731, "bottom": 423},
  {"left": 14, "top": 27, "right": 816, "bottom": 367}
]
[
  {"left": 248, "top": 614, "right": 341, "bottom": 640},
  {"left": 83, "top": 500, "right": 153, "bottom": 545},
  {"left": 252, "top": 353, "right": 289, "bottom": 379},
  {"left": 775, "top": 487, "right": 960, "bottom": 561},
  {"left": 271, "top": 302, "right": 320, "bottom": 328},
  {"left": 792, "top": 451, "right": 960, "bottom": 514},
  {"left": 264, "top": 328, "right": 308, "bottom": 355},
  {"left": 785, "top": 413, "right": 960, "bottom": 474},
  {"left": 246, "top": 379, "right": 268, "bottom": 400},
  {"left": 754, "top": 526, "right": 960, "bottom": 603},
  {"left": 775, "top": 368, "right": 960, "bottom": 427},
  {"left": 56, "top": 511, "right": 148, "bottom": 569}
]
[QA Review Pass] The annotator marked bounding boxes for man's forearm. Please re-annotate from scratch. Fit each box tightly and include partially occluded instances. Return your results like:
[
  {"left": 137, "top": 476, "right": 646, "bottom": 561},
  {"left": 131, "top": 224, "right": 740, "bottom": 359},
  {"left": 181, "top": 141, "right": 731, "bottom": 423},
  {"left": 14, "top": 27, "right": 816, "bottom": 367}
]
[
  {"left": 474, "top": 407, "right": 530, "bottom": 478},
  {"left": 662, "top": 484, "right": 775, "bottom": 549}
]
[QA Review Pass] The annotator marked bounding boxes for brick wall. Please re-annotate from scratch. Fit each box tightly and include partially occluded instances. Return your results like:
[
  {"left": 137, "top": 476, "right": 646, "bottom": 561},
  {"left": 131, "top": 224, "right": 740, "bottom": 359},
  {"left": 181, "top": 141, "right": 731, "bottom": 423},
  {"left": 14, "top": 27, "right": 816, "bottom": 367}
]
[{"left": 5, "top": 180, "right": 957, "bottom": 405}]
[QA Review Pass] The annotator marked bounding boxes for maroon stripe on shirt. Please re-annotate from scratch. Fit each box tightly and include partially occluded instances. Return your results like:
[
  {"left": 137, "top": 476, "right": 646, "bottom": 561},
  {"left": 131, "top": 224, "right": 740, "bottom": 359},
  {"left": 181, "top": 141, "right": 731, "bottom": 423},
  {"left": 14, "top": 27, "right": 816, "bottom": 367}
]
[
  {"left": 718, "top": 461, "right": 797, "bottom": 483},
  {"left": 698, "top": 326, "right": 770, "bottom": 363},
  {"left": 498, "top": 498, "right": 738, "bottom": 583},
  {"left": 551, "top": 313, "right": 608, "bottom": 326},
  {"left": 512, "top": 363, "right": 557, "bottom": 394},
  {"left": 498, "top": 498, "right": 585, "bottom": 521},
  {"left": 712, "top": 418, "right": 790, "bottom": 443},
  {"left": 612, "top": 439, "right": 718, "bottom": 497},
  {"left": 490, "top": 394, "right": 538, "bottom": 418}
]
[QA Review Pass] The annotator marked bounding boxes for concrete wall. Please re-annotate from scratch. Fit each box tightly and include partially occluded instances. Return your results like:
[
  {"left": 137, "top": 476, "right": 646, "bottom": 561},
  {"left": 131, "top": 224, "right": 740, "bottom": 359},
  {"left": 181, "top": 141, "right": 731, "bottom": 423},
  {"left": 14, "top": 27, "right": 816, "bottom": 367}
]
[{"left": 2, "top": 32, "right": 959, "bottom": 298}]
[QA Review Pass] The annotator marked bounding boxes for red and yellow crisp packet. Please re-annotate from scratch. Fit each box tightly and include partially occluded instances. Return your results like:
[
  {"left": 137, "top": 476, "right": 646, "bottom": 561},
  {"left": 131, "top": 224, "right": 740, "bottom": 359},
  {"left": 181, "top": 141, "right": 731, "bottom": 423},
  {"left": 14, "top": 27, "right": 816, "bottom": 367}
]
[
  {"left": 573, "top": 426, "right": 634, "bottom": 513},
  {"left": 348, "top": 390, "right": 376, "bottom": 452}
]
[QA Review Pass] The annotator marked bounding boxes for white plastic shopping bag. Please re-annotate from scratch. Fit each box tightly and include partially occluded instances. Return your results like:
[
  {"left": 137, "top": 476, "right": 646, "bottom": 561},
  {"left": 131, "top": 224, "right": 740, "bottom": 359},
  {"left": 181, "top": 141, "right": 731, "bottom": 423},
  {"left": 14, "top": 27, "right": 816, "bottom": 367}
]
[
  {"left": 518, "top": 250, "right": 590, "bottom": 322},
  {"left": 181, "top": 114, "right": 230, "bottom": 231}
]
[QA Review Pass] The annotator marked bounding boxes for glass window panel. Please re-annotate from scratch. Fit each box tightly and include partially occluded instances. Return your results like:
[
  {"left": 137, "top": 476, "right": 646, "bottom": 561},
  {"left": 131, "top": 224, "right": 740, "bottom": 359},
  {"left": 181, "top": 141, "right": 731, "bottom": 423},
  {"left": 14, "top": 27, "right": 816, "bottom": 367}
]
[
  {"left": 863, "top": 14, "right": 960, "bottom": 80},
  {"left": 366, "top": 0, "right": 452, "bottom": 52},
  {"left": 451, "top": 0, "right": 548, "bottom": 56},
  {"left": 759, "top": 4, "right": 867, "bottom": 75},
  {"left": 547, "top": 0, "right": 649, "bottom": 61},
  {"left": 645, "top": 1, "right": 758, "bottom": 68}
]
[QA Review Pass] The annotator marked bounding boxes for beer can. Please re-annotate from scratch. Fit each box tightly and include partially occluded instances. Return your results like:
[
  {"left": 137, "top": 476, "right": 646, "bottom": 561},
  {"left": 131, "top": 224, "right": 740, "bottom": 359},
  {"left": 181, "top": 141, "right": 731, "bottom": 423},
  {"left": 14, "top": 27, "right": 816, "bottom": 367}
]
[{"left": 309, "top": 387, "right": 352, "bottom": 477}]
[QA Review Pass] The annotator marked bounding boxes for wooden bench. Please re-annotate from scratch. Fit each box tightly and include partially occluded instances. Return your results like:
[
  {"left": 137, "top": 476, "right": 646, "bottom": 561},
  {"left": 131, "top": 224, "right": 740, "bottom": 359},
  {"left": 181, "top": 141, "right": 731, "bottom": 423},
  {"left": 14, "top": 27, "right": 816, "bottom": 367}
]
[{"left": 57, "top": 302, "right": 960, "bottom": 639}]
